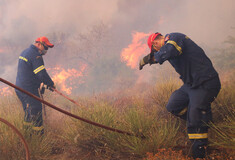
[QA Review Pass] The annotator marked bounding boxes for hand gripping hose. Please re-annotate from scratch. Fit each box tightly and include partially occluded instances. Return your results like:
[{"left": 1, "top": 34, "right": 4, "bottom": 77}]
[
  {"left": 0, "top": 117, "right": 30, "bottom": 160},
  {"left": 0, "top": 78, "right": 144, "bottom": 138}
]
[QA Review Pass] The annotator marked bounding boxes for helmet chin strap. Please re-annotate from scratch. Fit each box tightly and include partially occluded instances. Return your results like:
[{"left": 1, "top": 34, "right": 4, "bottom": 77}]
[
  {"left": 160, "top": 38, "right": 165, "bottom": 48},
  {"left": 152, "top": 44, "right": 158, "bottom": 52}
]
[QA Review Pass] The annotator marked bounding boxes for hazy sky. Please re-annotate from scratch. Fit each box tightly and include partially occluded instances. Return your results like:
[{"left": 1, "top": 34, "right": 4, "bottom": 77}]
[{"left": 1, "top": 0, "right": 234, "bottom": 45}]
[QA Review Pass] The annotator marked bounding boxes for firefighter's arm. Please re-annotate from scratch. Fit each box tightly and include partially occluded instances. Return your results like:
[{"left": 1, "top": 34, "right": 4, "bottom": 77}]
[
  {"left": 32, "top": 57, "right": 55, "bottom": 90},
  {"left": 36, "top": 70, "right": 54, "bottom": 88},
  {"left": 154, "top": 37, "right": 184, "bottom": 64}
]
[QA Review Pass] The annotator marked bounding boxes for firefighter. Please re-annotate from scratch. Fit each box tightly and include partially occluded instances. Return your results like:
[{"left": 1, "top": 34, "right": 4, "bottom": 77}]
[
  {"left": 139, "top": 32, "right": 221, "bottom": 159},
  {"left": 15, "top": 36, "right": 55, "bottom": 135}
]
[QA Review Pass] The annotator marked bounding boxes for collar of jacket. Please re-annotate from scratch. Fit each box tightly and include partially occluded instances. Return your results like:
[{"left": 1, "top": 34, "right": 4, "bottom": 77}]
[{"left": 30, "top": 44, "right": 41, "bottom": 55}]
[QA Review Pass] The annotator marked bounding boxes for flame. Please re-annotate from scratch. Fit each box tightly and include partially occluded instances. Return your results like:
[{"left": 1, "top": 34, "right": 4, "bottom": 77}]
[
  {"left": 0, "top": 86, "right": 13, "bottom": 96},
  {"left": 121, "top": 32, "right": 149, "bottom": 69},
  {"left": 49, "top": 65, "right": 87, "bottom": 95}
]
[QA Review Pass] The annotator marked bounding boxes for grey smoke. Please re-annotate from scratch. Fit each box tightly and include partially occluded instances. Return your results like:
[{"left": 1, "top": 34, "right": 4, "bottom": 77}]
[{"left": 0, "top": 0, "right": 234, "bottom": 92}]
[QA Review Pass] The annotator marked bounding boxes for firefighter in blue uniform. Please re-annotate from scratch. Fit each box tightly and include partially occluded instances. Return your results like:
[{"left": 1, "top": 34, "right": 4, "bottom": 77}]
[
  {"left": 15, "top": 36, "right": 55, "bottom": 135},
  {"left": 139, "top": 32, "right": 221, "bottom": 159}
]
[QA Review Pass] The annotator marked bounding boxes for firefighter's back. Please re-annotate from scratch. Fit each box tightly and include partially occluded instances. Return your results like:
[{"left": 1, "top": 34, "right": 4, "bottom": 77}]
[{"left": 16, "top": 45, "right": 41, "bottom": 93}]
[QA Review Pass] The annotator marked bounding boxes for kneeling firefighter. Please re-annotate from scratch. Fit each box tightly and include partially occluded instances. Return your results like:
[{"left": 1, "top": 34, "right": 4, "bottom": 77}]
[
  {"left": 139, "top": 32, "right": 221, "bottom": 159},
  {"left": 15, "top": 37, "right": 56, "bottom": 135}
]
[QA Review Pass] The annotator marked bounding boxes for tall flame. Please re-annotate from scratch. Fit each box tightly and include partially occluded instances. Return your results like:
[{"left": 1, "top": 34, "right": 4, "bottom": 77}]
[
  {"left": 49, "top": 65, "right": 87, "bottom": 95},
  {"left": 121, "top": 32, "right": 149, "bottom": 69}
]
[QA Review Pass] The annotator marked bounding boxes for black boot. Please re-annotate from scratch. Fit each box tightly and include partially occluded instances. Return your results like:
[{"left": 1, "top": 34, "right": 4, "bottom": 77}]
[{"left": 192, "top": 139, "right": 207, "bottom": 159}]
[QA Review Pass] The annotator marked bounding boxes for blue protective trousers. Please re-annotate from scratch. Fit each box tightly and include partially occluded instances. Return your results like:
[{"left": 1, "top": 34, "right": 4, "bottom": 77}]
[
  {"left": 166, "top": 77, "right": 221, "bottom": 158},
  {"left": 15, "top": 89, "right": 44, "bottom": 135}
]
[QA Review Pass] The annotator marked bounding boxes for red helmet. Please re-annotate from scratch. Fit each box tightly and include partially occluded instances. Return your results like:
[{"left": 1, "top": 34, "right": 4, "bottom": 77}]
[
  {"left": 147, "top": 32, "right": 161, "bottom": 51},
  {"left": 35, "top": 36, "right": 54, "bottom": 48}
]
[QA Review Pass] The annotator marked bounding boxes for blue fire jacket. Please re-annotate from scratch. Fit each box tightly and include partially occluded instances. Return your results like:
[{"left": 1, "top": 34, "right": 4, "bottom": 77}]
[
  {"left": 16, "top": 45, "right": 54, "bottom": 93},
  {"left": 154, "top": 32, "right": 219, "bottom": 88}
]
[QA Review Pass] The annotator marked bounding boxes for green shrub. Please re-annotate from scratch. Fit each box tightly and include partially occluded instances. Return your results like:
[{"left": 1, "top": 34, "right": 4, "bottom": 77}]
[{"left": 64, "top": 88, "right": 181, "bottom": 158}]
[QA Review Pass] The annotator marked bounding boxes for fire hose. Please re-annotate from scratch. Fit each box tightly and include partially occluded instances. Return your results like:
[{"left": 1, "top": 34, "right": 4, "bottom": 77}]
[
  {"left": 0, "top": 117, "right": 30, "bottom": 160},
  {"left": 0, "top": 77, "right": 145, "bottom": 139},
  {"left": 53, "top": 88, "right": 83, "bottom": 108}
]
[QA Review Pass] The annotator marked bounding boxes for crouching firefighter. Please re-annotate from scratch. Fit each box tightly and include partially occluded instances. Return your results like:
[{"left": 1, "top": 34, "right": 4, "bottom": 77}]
[
  {"left": 139, "top": 32, "right": 221, "bottom": 159},
  {"left": 15, "top": 37, "right": 56, "bottom": 136}
]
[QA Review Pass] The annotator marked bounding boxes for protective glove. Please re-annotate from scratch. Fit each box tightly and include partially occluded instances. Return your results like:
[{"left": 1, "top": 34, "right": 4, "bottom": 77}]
[
  {"left": 139, "top": 53, "right": 156, "bottom": 70},
  {"left": 47, "top": 84, "right": 56, "bottom": 92},
  {"left": 149, "top": 52, "right": 155, "bottom": 65}
]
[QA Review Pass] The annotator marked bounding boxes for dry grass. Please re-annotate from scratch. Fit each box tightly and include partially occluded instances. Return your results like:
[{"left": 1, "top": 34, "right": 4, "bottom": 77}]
[
  {"left": 0, "top": 94, "right": 58, "bottom": 160},
  {"left": 0, "top": 76, "right": 234, "bottom": 159}
]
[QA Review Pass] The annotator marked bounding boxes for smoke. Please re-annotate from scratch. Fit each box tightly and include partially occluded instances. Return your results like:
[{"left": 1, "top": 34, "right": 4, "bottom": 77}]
[
  {"left": 111, "top": 0, "right": 235, "bottom": 46},
  {"left": 0, "top": 0, "right": 118, "bottom": 41},
  {"left": 0, "top": 0, "right": 234, "bottom": 93}
]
